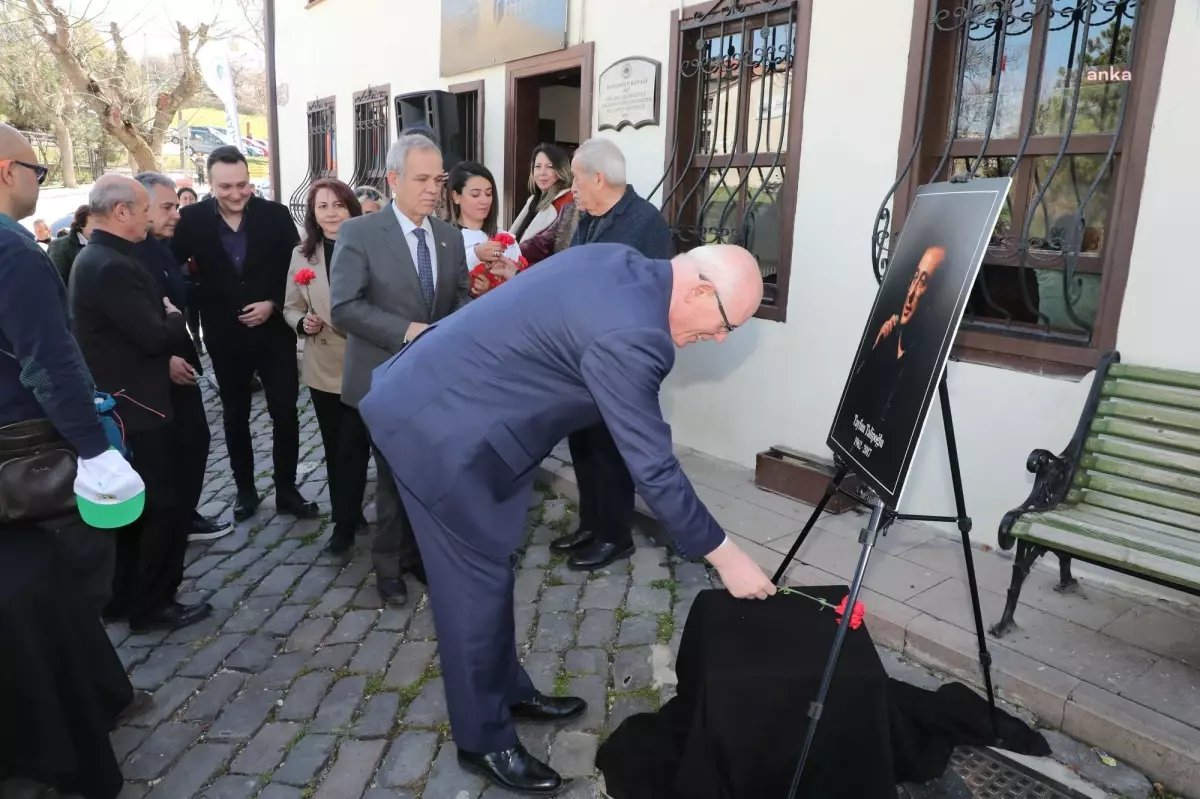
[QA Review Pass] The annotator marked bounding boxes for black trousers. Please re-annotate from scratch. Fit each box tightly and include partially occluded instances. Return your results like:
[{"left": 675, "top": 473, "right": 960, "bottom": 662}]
[
  {"left": 309, "top": 387, "right": 370, "bottom": 530},
  {"left": 35, "top": 513, "right": 116, "bottom": 616},
  {"left": 171, "top": 382, "right": 211, "bottom": 515},
  {"left": 370, "top": 441, "right": 423, "bottom": 580},
  {"left": 184, "top": 284, "right": 203, "bottom": 347},
  {"left": 209, "top": 334, "right": 301, "bottom": 495},
  {"left": 110, "top": 422, "right": 197, "bottom": 623},
  {"left": 568, "top": 421, "right": 635, "bottom": 548}
]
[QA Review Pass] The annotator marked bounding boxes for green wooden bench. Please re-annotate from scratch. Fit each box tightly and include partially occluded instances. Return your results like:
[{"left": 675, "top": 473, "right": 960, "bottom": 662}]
[{"left": 990, "top": 351, "right": 1200, "bottom": 637}]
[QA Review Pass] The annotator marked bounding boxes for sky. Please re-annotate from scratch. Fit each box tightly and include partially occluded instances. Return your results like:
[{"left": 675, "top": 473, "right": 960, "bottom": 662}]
[{"left": 62, "top": 0, "right": 260, "bottom": 59}]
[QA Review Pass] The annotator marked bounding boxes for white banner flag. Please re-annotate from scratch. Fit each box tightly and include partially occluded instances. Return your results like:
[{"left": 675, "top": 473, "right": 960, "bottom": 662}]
[{"left": 197, "top": 47, "right": 242, "bottom": 151}]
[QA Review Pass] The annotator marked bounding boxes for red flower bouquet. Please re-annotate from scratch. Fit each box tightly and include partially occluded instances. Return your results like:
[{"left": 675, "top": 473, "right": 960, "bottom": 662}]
[
  {"left": 470, "top": 231, "right": 529, "bottom": 294},
  {"left": 294, "top": 267, "right": 317, "bottom": 306}
]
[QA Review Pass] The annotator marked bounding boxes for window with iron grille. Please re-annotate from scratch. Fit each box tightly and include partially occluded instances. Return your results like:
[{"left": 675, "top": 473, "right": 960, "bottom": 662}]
[
  {"left": 450, "top": 80, "right": 485, "bottom": 164},
  {"left": 656, "top": 0, "right": 812, "bottom": 322},
  {"left": 288, "top": 96, "right": 337, "bottom": 225},
  {"left": 882, "top": 0, "right": 1172, "bottom": 371},
  {"left": 351, "top": 85, "right": 390, "bottom": 196}
]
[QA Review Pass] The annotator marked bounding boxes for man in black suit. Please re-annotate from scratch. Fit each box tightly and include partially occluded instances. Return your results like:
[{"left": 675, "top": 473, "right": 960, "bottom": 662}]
[
  {"left": 172, "top": 146, "right": 318, "bottom": 522},
  {"left": 69, "top": 174, "right": 212, "bottom": 633}
]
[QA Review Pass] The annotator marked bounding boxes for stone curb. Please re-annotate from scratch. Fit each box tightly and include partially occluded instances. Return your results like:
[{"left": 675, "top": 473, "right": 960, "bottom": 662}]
[{"left": 536, "top": 459, "right": 1200, "bottom": 797}]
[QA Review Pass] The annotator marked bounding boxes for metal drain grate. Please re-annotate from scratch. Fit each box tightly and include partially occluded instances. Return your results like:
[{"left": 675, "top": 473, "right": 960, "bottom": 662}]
[{"left": 947, "top": 747, "right": 1092, "bottom": 799}]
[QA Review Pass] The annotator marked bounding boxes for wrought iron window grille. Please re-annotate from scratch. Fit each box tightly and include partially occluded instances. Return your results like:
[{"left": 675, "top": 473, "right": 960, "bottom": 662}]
[
  {"left": 350, "top": 85, "right": 391, "bottom": 197},
  {"left": 877, "top": 0, "right": 1156, "bottom": 365},
  {"left": 289, "top": 96, "right": 337, "bottom": 225}
]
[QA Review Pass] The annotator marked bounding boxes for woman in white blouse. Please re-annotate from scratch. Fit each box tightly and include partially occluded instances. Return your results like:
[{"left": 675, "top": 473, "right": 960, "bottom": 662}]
[
  {"left": 449, "top": 161, "right": 521, "bottom": 296},
  {"left": 508, "top": 143, "right": 573, "bottom": 243}
]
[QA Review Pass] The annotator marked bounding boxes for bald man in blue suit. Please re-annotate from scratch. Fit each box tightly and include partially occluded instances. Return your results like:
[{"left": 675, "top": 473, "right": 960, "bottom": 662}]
[{"left": 359, "top": 242, "right": 775, "bottom": 796}]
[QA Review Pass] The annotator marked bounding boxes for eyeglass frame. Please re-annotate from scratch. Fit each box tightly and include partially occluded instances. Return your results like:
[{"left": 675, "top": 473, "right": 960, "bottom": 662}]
[
  {"left": 698, "top": 272, "right": 737, "bottom": 333},
  {"left": 0, "top": 159, "right": 49, "bottom": 185}
]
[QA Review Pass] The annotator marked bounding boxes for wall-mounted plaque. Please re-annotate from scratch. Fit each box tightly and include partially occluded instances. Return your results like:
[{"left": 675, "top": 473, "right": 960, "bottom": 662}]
[
  {"left": 597, "top": 57, "right": 661, "bottom": 132},
  {"left": 441, "top": 0, "right": 569, "bottom": 77}
]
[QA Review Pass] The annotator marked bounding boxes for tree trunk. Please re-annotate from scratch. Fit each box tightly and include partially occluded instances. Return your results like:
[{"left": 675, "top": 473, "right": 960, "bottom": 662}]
[
  {"left": 107, "top": 122, "right": 160, "bottom": 172},
  {"left": 51, "top": 113, "right": 76, "bottom": 187}
]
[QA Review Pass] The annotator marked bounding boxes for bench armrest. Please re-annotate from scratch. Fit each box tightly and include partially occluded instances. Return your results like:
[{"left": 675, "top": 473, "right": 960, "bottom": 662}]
[{"left": 997, "top": 448, "right": 1075, "bottom": 551}]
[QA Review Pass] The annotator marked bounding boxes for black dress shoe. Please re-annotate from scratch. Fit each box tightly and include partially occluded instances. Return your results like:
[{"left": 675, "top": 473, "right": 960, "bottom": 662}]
[
  {"left": 276, "top": 489, "right": 319, "bottom": 519},
  {"left": 549, "top": 528, "right": 595, "bottom": 553},
  {"left": 189, "top": 515, "right": 233, "bottom": 542},
  {"left": 233, "top": 491, "right": 261, "bottom": 522},
  {"left": 377, "top": 576, "right": 408, "bottom": 606},
  {"left": 567, "top": 540, "right": 635, "bottom": 571},
  {"left": 129, "top": 601, "right": 212, "bottom": 633},
  {"left": 510, "top": 692, "right": 587, "bottom": 724},
  {"left": 457, "top": 742, "right": 564, "bottom": 796},
  {"left": 325, "top": 524, "right": 354, "bottom": 556}
]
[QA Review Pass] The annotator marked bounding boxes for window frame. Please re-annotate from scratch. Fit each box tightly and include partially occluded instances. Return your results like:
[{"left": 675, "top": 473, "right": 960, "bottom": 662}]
[
  {"left": 888, "top": 0, "right": 1175, "bottom": 373},
  {"left": 449, "top": 79, "right": 486, "bottom": 164},
  {"left": 660, "top": 0, "right": 813, "bottom": 323},
  {"left": 351, "top": 84, "right": 391, "bottom": 196}
]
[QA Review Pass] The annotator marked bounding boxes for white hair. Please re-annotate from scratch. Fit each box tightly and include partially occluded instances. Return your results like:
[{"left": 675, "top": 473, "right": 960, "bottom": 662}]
[
  {"left": 88, "top": 176, "right": 141, "bottom": 216},
  {"left": 133, "top": 171, "right": 177, "bottom": 194},
  {"left": 386, "top": 133, "right": 442, "bottom": 179},
  {"left": 573, "top": 137, "right": 627, "bottom": 187},
  {"left": 687, "top": 244, "right": 744, "bottom": 296}
]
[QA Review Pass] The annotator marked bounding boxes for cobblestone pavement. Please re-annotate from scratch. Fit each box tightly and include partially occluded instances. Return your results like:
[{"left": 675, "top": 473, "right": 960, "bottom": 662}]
[{"left": 100, "top": 384, "right": 702, "bottom": 798}]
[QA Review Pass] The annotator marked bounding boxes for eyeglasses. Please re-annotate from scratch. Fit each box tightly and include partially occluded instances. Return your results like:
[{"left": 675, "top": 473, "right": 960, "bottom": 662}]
[
  {"left": 0, "top": 159, "right": 49, "bottom": 185},
  {"left": 699, "top": 272, "right": 737, "bottom": 333}
]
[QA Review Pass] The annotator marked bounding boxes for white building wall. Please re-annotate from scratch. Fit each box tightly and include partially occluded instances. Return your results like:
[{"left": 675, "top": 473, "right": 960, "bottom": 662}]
[{"left": 274, "top": 0, "right": 1197, "bottom": 543}]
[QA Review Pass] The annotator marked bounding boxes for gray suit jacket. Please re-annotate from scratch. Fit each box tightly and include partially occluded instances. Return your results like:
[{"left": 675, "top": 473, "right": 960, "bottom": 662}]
[{"left": 330, "top": 208, "right": 470, "bottom": 407}]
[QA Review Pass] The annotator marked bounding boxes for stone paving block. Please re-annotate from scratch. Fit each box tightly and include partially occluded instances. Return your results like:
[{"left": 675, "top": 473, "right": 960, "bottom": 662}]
[
  {"left": 515, "top": 569, "right": 545, "bottom": 603},
  {"left": 178, "top": 633, "right": 246, "bottom": 678},
  {"left": 217, "top": 545, "right": 267, "bottom": 573},
  {"left": 549, "top": 563, "right": 589, "bottom": 585},
  {"left": 252, "top": 521, "right": 293, "bottom": 549},
  {"left": 352, "top": 692, "right": 401, "bottom": 738},
  {"left": 242, "top": 651, "right": 306, "bottom": 693},
  {"left": 408, "top": 602, "right": 438, "bottom": 640},
  {"left": 1042, "top": 730, "right": 1154, "bottom": 798},
  {"left": 385, "top": 640, "right": 438, "bottom": 689},
  {"left": 274, "top": 733, "right": 339, "bottom": 786},
  {"left": 279, "top": 670, "right": 335, "bottom": 721},
  {"left": 523, "top": 543, "right": 552, "bottom": 568},
  {"left": 351, "top": 583, "right": 385, "bottom": 609},
  {"left": 205, "top": 525, "right": 253, "bottom": 554},
  {"left": 196, "top": 774, "right": 262, "bottom": 799},
  {"left": 250, "top": 563, "right": 308, "bottom": 597},
  {"left": 540, "top": 584, "right": 582, "bottom": 613},
  {"left": 334, "top": 557, "right": 373, "bottom": 588},
  {"left": 576, "top": 610, "right": 617, "bottom": 648},
  {"left": 223, "top": 594, "right": 284, "bottom": 633},
  {"left": 231, "top": 721, "right": 302, "bottom": 775},
  {"left": 550, "top": 731, "right": 599, "bottom": 778},
  {"left": 289, "top": 565, "right": 340, "bottom": 603},
  {"left": 312, "top": 674, "right": 368, "bottom": 732},
  {"left": 310, "top": 642, "right": 356, "bottom": 669},
  {"left": 286, "top": 516, "right": 323, "bottom": 539},
  {"left": 580, "top": 576, "right": 627, "bottom": 610},
  {"left": 625, "top": 585, "right": 671, "bottom": 614},
  {"left": 163, "top": 607, "right": 233, "bottom": 645},
  {"left": 522, "top": 650, "right": 562, "bottom": 695},
  {"left": 609, "top": 693, "right": 655, "bottom": 730},
  {"left": 143, "top": 742, "right": 232, "bottom": 799},
  {"left": 327, "top": 608, "right": 377, "bottom": 644},
  {"left": 206, "top": 583, "right": 251, "bottom": 610},
  {"left": 285, "top": 542, "right": 327, "bottom": 564},
  {"left": 123, "top": 627, "right": 170, "bottom": 648},
  {"left": 612, "top": 646, "right": 653, "bottom": 691},
  {"left": 262, "top": 603, "right": 310, "bottom": 637},
  {"left": 309, "top": 586, "right": 357, "bottom": 617},
  {"left": 180, "top": 670, "right": 246, "bottom": 721},
  {"left": 376, "top": 604, "right": 414, "bottom": 631},
  {"left": 128, "top": 644, "right": 191, "bottom": 690},
  {"left": 195, "top": 567, "right": 234, "bottom": 591},
  {"left": 312, "top": 738, "right": 388, "bottom": 799},
  {"left": 286, "top": 616, "right": 334, "bottom": 652},
  {"left": 616, "top": 614, "right": 659, "bottom": 647},
  {"left": 106, "top": 621, "right": 130, "bottom": 648},
  {"left": 565, "top": 648, "right": 609, "bottom": 677},
  {"left": 110, "top": 725, "right": 149, "bottom": 762},
  {"left": 514, "top": 601, "right": 538, "bottom": 644},
  {"left": 224, "top": 633, "right": 280, "bottom": 671},
  {"left": 404, "top": 676, "right": 449, "bottom": 727},
  {"left": 630, "top": 548, "right": 671, "bottom": 584},
  {"left": 363, "top": 789, "right": 415, "bottom": 799},
  {"left": 208, "top": 688, "right": 282, "bottom": 742},
  {"left": 122, "top": 721, "right": 201, "bottom": 779},
  {"left": 350, "top": 630, "right": 401, "bottom": 674},
  {"left": 422, "top": 742, "right": 485, "bottom": 799},
  {"left": 184, "top": 553, "right": 227, "bottom": 579},
  {"left": 565, "top": 675, "right": 607, "bottom": 732},
  {"left": 534, "top": 612, "right": 576, "bottom": 652},
  {"left": 129, "top": 676, "right": 202, "bottom": 728},
  {"left": 379, "top": 730, "right": 439, "bottom": 787}
]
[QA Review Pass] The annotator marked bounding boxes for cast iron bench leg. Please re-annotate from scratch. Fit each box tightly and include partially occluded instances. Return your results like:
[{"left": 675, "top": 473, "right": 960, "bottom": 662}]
[
  {"left": 1055, "top": 553, "right": 1079, "bottom": 593},
  {"left": 989, "top": 540, "right": 1044, "bottom": 638}
]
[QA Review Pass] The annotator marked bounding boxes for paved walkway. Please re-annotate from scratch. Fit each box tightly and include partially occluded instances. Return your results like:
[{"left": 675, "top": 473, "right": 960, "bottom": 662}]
[{"left": 541, "top": 443, "right": 1200, "bottom": 797}]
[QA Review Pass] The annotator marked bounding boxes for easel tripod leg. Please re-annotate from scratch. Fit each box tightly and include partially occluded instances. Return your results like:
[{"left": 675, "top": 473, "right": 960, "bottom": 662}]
[{"left": 771, "top": 465, "right": 848, "bottom": 585}]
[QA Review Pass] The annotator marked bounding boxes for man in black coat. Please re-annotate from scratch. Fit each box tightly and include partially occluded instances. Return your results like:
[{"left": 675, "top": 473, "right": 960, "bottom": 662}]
[
  {"left": 69, "top": 174, "right": 212, "bottom": 633},
  {"left": 551, "top": 137, "right": 675, "bottom": 571},
  {"left": 172, "top": 146, "right": 318, "bottom": 522}
]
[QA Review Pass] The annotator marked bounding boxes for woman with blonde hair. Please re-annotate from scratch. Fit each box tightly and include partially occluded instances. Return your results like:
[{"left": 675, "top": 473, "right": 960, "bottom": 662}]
[{"left": 509, "top": 143, "right": 572, "bottom": 242}]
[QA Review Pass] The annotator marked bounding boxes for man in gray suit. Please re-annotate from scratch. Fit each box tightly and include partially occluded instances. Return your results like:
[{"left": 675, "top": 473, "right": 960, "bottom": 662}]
[{"left": 330, "top": 133, "right": 470, "bottom": 606}]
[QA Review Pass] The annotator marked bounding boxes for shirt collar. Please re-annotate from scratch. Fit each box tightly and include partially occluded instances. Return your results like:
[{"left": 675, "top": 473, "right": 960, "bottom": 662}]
[
  {"left": 0, "top": 213, "right": 33, "bottom": 240},
  {"left": 391, "top": 202, "right": 432, "bottom": 238},
  {"left": 89, "top": 228, "right": 140, "bottom": 258}
]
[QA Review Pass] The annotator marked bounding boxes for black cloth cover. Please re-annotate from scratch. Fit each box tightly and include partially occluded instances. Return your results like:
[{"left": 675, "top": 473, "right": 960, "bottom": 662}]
[
  {"left": 0, "top": 526, "right": 131, "bottom": 799},
  {"left": 597, "top": 587, "right": 1048, "bottom": 799}
]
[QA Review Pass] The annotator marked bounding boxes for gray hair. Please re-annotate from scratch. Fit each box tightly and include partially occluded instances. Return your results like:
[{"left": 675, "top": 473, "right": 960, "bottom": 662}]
[
  {"left": 573, "top": 138, "right": 627, "bottom": 187},
  {"left": 133, "top": 171, "right": 177, "bottom": 194},
  {"left": 88, "top": 175, "right": 142, "bottom": 216},
  {"left": 386, "top": 133, "right": 442, "bottom": 179}
]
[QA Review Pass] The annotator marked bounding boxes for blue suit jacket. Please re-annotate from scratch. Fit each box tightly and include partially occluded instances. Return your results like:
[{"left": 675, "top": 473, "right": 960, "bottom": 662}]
[{"left": 359, "top": 243, "right": 726, "bottom": 561}]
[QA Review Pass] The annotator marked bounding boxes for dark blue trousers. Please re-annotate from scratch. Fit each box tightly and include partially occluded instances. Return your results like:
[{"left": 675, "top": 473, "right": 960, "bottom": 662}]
[{"left": 396, "top": 481, "right": 537, "bottom": 753}]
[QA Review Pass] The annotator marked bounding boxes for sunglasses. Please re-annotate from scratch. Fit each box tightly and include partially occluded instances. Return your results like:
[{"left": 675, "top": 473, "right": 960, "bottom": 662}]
[
  {"left": 699, "top": 272, "right": 737, "bottom": 333},
  {"left": 0, "top": 159, "right": 49, "bottom": 185}
]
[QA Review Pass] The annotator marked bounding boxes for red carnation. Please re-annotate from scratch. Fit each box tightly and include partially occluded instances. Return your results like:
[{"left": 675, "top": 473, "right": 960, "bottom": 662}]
[
  {"left": 834, "top": 595, "right": 866, "bottom": 630},
  {"left": 294, "top": 268, "right": 317, "bottom": 286},
  {"left": 493, "top": 232, "right": 516, "bottom": 248}
]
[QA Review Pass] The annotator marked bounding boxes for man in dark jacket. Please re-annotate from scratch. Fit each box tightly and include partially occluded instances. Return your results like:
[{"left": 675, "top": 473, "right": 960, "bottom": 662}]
[
  {"left": 70, "top": 174, "right": 212, "bottom": 633},
  {"left": 172, "top": 146, "right": 317, "bottom": 522},
  {"left": 133, "top": 171, "right": 231, "bottom": 544},
  {"left": 550, "top": 137, "right": 675, "bottom": 570}
]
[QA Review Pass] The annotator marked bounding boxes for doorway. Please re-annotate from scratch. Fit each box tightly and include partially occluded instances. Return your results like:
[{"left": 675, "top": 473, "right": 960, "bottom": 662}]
[{"left": 505, "top": 42, "right": 594, "bottom": 225}]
